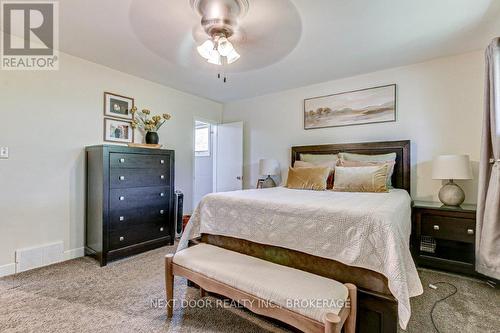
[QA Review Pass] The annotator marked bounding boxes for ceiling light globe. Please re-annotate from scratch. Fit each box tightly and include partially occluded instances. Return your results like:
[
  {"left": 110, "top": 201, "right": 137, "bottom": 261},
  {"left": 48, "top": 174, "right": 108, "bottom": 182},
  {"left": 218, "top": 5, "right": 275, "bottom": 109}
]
[
  {"left": 217, "top": 37, "right": 234, "bottom": 57},
  {"left": 207, "top": 49, "right": 222, "bottom": 65},
  {"left": 197, "top": 39, "right": 215, "bottom": 60},
  {"left": 226, "top": 49, "right": 240, "bottom": 64}
]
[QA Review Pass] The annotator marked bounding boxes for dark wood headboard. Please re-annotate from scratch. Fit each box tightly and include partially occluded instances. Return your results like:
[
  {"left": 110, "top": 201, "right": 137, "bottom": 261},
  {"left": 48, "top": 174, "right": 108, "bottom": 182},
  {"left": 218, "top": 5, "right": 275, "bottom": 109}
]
[{"left": 291, "top": 140, "right": 411, "bottom": 193}]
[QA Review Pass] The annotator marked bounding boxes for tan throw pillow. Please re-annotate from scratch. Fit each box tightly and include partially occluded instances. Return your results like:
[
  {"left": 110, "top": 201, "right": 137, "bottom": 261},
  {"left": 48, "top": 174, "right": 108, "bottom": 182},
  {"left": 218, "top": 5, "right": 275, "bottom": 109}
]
[
  {"left": 338, "top": 152, "right": 396, "bottom": 187},
  {"left": 286, "top": 166, "right": 330, "bottom": 191},
  {"left": 333, "top": 165, "right": 389, "bottom": 193},
  {"left": 294, "top": 160, "right": 335, "bottom": 189},
  {"left": 337, "top": 159, "right": 395, "bottom": 188}
]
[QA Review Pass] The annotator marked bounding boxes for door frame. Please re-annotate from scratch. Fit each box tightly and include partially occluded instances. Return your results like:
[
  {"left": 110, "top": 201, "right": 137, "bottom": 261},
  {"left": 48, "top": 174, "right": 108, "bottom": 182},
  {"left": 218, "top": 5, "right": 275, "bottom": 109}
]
[{"left": 192, "top": 117, "right": 219, "bottom": 211}]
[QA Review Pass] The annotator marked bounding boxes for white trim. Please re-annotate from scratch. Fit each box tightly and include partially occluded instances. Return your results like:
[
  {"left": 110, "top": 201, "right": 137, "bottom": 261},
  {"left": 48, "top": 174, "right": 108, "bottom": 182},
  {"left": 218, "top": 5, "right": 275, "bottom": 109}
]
[
  {"left": 0, "top": 263, "right": 16, "bottom": 278},
  {"left": 192, "top": 116, "right": 219, "bottom": 212},
  {"left": 0, "top": 247, "right": 84, "bottom": 278},
  {"left": 64, "top": 247, "right": 85, "bottom": 261}
]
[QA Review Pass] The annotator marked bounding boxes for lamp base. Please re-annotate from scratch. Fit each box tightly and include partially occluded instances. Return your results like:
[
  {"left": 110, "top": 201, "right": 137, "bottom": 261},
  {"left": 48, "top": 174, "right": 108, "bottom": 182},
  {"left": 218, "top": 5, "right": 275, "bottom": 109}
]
[
  {"left": 438, "top": 180, "right": 465, "bottom": 207},
  {"left": 261, "top": 175, "right": 276, "bottom": 188}
]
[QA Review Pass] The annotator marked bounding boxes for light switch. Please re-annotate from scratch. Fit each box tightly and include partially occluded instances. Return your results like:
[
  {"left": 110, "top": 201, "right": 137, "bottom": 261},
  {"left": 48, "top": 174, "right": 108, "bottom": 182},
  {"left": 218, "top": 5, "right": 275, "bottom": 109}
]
[{"left": 0, "top": 147, "right": 8, "bottom": 159}]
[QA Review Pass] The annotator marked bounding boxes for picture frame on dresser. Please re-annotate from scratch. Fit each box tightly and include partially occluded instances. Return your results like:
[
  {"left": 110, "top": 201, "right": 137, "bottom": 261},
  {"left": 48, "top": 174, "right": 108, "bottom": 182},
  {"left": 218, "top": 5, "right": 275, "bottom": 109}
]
[
  {"left": 103, "top": 92, "right": 134, "bottom": 120},
  {"left": 85, "top": 145, "right": 175, "bottom": 266},
  {"left": 103, "top": 118, "right": 134, "bottom": 144}
]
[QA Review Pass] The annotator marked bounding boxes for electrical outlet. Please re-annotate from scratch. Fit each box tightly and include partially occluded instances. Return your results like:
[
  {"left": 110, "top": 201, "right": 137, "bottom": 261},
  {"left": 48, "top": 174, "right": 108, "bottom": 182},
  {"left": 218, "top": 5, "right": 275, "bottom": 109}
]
[{"left": 0, "top": 147, "right": 8, "bottom": 159}]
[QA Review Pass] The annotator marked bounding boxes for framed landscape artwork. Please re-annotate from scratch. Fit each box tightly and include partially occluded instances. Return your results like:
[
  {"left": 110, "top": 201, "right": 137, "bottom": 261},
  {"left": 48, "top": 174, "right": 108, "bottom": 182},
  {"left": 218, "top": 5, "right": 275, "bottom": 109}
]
[
  {"left": 304, "top": 84, "right": 396, "bottom": 129},
  {"left": 104, "top": 92, "right": 134, "bottom": 120},
  {"left": 104, "top": 118, "right": 134, "bottom": 143}
]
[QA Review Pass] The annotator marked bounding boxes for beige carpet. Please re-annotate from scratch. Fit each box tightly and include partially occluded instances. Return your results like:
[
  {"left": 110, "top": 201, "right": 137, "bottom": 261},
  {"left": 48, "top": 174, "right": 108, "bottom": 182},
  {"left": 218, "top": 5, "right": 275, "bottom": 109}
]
[{"left": 0, "top": 245, "right": 498, "bottom": 333}]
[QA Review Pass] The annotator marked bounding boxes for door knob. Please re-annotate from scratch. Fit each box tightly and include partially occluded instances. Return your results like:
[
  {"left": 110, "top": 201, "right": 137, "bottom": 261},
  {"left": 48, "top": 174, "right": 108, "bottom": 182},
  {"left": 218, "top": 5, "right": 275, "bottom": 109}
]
[{"left": 236, "top": 176, "right": 242, "bottom": 180}]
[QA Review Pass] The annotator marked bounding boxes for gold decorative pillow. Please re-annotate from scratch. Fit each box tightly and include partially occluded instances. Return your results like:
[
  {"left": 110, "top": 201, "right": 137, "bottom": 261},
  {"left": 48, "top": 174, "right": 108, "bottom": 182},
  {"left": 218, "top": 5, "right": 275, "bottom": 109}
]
[
  {"left": 286, "top": 166, "right": 330, "bottom": 191},
  {"left": 294, "top": 160, "right": 335, "bottom": 189},
  {"left": 333, "top": 165, "right": 389, "bottom": 193}
]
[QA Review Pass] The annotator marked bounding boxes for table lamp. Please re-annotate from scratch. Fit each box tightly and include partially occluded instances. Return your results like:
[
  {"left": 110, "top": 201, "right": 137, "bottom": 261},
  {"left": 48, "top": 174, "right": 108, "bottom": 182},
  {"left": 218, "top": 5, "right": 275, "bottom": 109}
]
[
  {"left": 432, "top": 154, "right": 472, "bottom": 206},
  {"left": 259, "top": 159, "right": 280, "bottom": 188}
]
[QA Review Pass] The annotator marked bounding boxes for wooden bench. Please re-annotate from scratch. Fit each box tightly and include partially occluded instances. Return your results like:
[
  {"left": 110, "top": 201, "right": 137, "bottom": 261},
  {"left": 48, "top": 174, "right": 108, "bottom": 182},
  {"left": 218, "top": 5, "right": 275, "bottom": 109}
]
[{"left": 165, "top": 244, "right": 356, "bottom": 333}]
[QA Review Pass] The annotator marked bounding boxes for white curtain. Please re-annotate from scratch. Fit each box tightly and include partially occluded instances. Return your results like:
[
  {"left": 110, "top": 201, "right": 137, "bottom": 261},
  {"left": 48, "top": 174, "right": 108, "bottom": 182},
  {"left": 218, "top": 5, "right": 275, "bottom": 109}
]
[{"left": 476, "top": 37, "right": 500, "bottom": 280}]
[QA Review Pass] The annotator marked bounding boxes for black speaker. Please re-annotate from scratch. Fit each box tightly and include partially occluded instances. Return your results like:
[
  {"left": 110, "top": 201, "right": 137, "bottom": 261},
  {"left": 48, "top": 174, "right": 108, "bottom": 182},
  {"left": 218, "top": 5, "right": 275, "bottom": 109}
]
[{"left": 174, "top": 190, "right": 184, "bottom": 239}]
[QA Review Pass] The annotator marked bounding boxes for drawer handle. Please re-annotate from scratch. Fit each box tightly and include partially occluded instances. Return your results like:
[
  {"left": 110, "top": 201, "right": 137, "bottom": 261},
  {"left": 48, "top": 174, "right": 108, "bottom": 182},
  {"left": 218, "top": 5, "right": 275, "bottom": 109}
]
[
  {"left": 119, "top": 216, "right": 124, "bottom": 221},
  {"left": 160, "top": 159, "right": 165, "bottom": 164},
  {"left": 160, "top": 175, "right": 165, "bottom": 180},
  {"left": 160, "top": 227, "right": 164, "bottom": 232},
  {"left": 119, "top": 196, "right": 125, "bottom": 201},
  {"left": 119, "top": 236, "right": 124, "bottom": 241},
  {"left": 433, "top": 225, "right": 440, "bottom": 231},
  {"left": 467, "top": 229, "right": 474, "bottom": 235},
  {"left": 119, "top": 158, "right": 125, "bottom": 163},
  {"left": 160, "top": 192, "right": 165, "bottom": 197},
  {"left": 160, "top": 210, "right": 165, "bottom": 215},
  {"left": 119, "top": 176, "right": 125, "bottom": 181}
]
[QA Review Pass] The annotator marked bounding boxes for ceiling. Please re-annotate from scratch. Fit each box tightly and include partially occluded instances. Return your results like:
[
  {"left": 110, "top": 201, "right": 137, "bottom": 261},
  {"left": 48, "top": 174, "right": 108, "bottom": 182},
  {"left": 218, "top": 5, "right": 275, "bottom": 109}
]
[{"left": 59, "top": 0, "right": 500, "bottom": 102}]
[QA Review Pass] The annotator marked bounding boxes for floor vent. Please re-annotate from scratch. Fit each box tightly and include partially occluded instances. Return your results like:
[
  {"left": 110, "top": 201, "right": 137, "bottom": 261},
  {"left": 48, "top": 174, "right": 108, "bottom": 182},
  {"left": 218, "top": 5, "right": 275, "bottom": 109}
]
[{"left": 15, "top": 242, "right": 64, "bottom": 273}]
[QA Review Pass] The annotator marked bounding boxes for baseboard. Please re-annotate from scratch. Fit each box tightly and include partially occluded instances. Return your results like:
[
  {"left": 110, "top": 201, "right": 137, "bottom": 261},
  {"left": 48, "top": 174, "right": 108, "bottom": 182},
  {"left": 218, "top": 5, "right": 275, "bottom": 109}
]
[
  {"left": 64, "top": 247, "right": 85, "bottom": 261},
  {"left": 0, "top": 247, "right": 84, "bottom": 278},
  {"left": 0, "top": 263, "right": 16, "bottom": 278}
]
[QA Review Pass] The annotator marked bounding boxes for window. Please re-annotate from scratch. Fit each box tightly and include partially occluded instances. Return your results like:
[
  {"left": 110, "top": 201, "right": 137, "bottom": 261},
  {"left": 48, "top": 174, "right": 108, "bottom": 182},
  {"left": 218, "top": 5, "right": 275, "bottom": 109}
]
[{"left": 195, "top": 122, "right": 210, "bottom": 156}]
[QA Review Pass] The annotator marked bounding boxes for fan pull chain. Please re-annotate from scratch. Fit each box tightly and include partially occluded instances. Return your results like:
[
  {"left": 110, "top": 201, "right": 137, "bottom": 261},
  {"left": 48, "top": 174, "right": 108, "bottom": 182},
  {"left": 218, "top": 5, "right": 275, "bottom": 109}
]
[{"left": 217, "top": 73, "right": 228, "bottom": 83}]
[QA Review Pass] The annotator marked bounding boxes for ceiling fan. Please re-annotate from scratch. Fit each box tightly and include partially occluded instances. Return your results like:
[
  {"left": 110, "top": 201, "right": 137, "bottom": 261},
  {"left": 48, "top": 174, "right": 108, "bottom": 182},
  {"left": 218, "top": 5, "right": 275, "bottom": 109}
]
[{"left": 190, "top": 0, "right": 249, "bottom": 66}]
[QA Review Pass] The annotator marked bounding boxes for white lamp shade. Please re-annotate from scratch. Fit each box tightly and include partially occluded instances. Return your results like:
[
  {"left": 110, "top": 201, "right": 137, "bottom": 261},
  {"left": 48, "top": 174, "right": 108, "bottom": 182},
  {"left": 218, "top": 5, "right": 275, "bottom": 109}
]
[
  {"left": 259, "top": 159, "right": 280, "bottom": 176},
  {"left": 226, "top": 48, "right": 240, "bottom": 64},
  {"left": 207, "top": 49, "right": 222, "bottom": 65},
  {"left": 217, "top": 37, "right": 234, "bottom": 57},
  {"left": 197, "top": 40, "right": 214, "bottom": 60},
  {"left": 432, "top": 155, "right": 473, "bottom": 180}
]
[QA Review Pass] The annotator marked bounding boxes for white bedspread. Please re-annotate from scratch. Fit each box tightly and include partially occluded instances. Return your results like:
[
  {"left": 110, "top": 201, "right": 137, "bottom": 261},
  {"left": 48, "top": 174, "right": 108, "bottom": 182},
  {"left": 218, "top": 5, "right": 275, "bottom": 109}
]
[{"left": 178, "top": 187, "right": 423, "bottom": 329}]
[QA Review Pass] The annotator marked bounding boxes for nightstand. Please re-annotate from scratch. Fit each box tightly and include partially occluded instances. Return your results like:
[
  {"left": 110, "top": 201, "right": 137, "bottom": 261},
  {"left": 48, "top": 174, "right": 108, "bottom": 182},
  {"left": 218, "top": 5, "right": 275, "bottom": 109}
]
[{"left": 411, "top": 201, "right": 477, "bottom": 276}]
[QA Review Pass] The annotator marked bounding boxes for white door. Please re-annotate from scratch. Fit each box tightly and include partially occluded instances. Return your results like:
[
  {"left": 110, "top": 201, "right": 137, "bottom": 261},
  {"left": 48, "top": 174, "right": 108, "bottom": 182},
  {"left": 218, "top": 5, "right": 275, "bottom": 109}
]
[{"left": 216, "top": 121, "right": 243, "bottom": 192}]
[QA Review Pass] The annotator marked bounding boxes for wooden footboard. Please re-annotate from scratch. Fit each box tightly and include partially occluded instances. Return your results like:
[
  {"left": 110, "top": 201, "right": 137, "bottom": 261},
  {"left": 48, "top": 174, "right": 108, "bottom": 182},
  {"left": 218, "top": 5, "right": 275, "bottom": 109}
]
[{"left": 196, "top": 234, "right": 398, "bottom": 333}]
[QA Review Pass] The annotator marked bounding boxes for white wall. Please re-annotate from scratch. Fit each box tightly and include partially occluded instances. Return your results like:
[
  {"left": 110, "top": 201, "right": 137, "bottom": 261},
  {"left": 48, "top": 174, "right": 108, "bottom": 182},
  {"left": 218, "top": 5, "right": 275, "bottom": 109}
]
[
  {"left": 0, "top": 52, "right": 222, "bottom": 270},
  {"left": 223, "top": 51, "right": 484, "bottom": 204}
]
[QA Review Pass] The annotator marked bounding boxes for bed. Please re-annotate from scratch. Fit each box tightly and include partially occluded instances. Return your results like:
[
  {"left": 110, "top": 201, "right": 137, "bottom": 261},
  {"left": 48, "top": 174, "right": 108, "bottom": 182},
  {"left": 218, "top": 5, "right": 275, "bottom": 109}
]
[{"left": 179, "top": 140, "right": 422, "bottom": 333}]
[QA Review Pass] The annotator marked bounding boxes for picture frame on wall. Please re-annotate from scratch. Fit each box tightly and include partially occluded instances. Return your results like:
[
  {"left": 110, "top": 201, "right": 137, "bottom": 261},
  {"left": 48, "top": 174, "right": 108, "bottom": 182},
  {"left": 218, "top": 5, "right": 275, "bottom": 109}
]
[
  {"left": 304, "top": 84, "right": 396, "bottom": 130},
  {"left": 104, "top": 92, "right": 134, "bottom": 120},
  {"left": 104, "top": 118, "right": 134, "bottom": 143}
]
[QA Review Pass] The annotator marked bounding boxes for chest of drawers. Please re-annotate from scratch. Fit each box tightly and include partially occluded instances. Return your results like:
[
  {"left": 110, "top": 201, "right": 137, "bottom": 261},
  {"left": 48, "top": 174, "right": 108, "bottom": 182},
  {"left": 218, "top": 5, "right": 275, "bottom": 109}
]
[{"left": 85, "top": 145, "right": 175, "bottom": 266}]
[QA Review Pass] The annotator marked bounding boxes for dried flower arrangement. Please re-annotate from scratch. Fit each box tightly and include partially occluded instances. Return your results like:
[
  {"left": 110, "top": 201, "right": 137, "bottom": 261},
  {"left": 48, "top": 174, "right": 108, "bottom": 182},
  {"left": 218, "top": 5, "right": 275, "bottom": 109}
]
[{"left": 130, "top": 107, "right": 172, "bottom": 132}]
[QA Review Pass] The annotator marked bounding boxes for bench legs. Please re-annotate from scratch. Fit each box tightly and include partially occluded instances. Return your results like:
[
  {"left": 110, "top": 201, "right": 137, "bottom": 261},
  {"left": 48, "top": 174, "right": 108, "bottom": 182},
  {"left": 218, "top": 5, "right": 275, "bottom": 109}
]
[
  {"left": 165, "top": 254, "right": 174, "bottom": 318},
  {"left": 344, "top": 283, "right": 357, "bottom": 333},
  {"left": 324, "top": 283, "right": 357, "bottom": 333},
  {"left": 324, "top": 313, "right": 342, "bottom": 333}
]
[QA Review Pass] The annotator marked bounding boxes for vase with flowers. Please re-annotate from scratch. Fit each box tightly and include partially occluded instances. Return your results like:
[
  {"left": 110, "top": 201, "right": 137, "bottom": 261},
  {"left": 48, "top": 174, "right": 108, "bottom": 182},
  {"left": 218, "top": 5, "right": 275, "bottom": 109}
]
[{"left": 130, "top": 107, "right": 172, "bottom": 144}]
